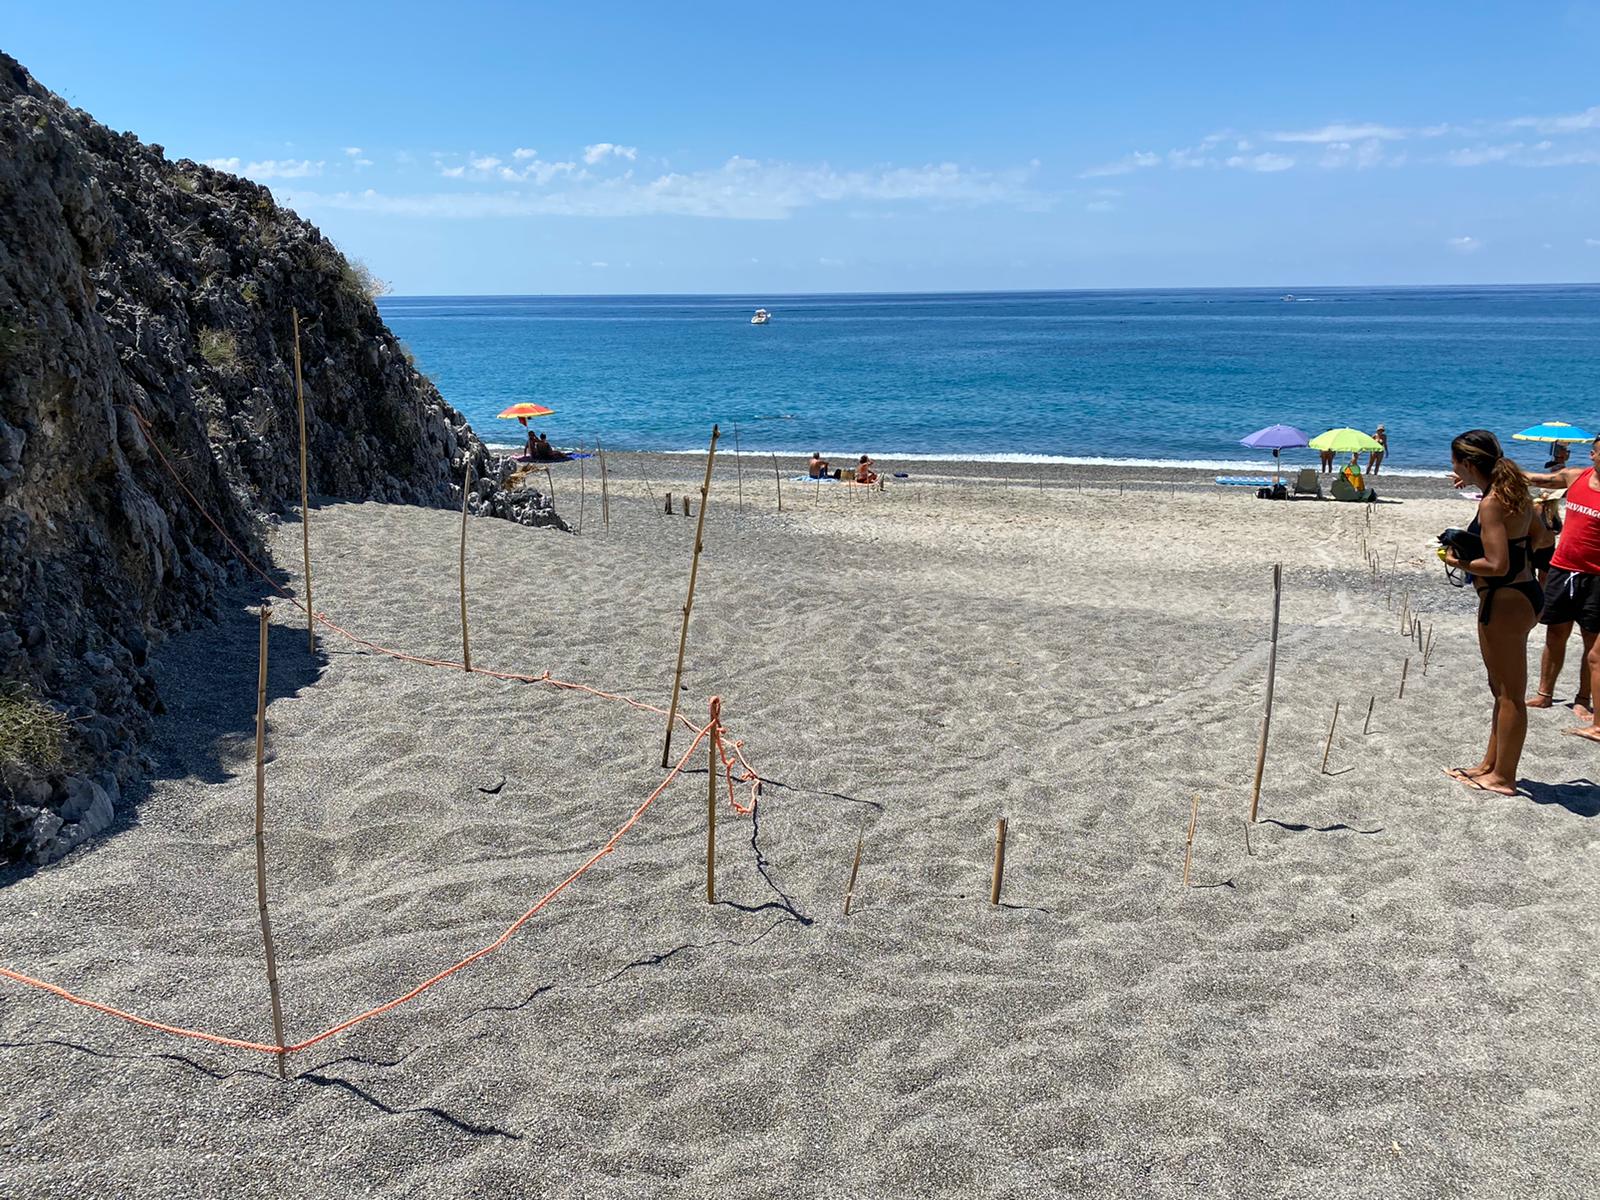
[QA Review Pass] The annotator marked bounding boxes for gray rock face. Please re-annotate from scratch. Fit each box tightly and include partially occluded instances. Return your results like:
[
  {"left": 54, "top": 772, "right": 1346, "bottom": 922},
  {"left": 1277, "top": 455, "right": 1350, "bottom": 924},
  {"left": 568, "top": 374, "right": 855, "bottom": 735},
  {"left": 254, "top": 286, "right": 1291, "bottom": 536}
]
[{"left": 0, "top": 54, "right": 562, "bottom": 866}]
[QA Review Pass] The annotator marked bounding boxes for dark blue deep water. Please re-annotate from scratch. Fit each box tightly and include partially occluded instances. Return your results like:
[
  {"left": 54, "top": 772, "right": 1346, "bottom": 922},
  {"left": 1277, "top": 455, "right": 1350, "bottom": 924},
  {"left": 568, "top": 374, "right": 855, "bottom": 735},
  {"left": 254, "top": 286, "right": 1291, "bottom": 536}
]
[{"left": 380, "top": 286, "right": 1600, "bottom": 473}]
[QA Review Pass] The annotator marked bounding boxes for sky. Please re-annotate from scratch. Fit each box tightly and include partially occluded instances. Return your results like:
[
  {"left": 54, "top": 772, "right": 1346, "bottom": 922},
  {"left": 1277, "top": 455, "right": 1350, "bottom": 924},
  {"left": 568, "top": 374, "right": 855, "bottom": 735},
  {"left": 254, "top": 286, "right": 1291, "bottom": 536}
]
[{"left": 7, "top": 1, "right": 1600, "bottom": 294}]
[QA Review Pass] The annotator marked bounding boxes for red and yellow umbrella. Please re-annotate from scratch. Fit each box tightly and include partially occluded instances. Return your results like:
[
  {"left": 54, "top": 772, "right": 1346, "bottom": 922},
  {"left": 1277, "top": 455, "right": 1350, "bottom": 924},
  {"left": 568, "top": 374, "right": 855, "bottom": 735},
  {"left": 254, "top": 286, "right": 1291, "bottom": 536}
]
[{"left": 497, "top": 403, "right": 555, "bottom": 421}]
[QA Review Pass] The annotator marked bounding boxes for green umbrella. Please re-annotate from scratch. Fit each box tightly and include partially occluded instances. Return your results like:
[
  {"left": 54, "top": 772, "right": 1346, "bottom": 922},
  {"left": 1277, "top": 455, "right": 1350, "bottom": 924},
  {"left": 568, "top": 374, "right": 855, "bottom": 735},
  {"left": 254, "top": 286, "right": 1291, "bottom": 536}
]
[{"left": 1309, "top": 427, "right": 1383, "bottom": 454}]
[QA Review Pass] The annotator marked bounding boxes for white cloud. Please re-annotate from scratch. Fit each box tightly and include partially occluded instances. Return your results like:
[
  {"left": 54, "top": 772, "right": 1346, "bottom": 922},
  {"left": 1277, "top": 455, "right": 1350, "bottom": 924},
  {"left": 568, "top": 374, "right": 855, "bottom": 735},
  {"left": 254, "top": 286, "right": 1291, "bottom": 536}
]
[
  {"left": 1078, "top": 151, "right": 1161, "bottom": 178},
  {"left": 583, "top": 142, "right": 638, "bottom": 165},
  {"left": 283, "top": 156, "right": 1044, "bottom": 221},
  {"left": 512, "top": 147, "right": 538, "bottom": 160},
  {"left": 1587, "top": 238, "right": 1600, "bottom": 247},
  {"left": 1269, "top": 122, "right": 1409, "bottom": 144},
  {"left": 1448, "top": 236, "right": 1482, "bottom": 253},
  {"left": 1316, "top": 140, "right": 1391, "bottom": 169},
  {"left": 1504, "top": 104, "right": 1600, "bottom": 135},
  {"left": 1085, "top": 199, "right": 1115, "bottom": 212},
  {"left": 354, "top": 158, "right": 373, "bottom": 167},
  {"left": 440, "top": 165, "right": 466, "bottom": 178},
  {"left": 343, "top": 146, "right": 363, "bottom": 157},
  {"left": 206, "top": 157, "right": 323, "bottom": 179},
  {"left": 469, "top": 155, "right": 502, "bottom": 171},
  {"left": 1225, "top": 152, "right": 1294, "bottom": 172}
]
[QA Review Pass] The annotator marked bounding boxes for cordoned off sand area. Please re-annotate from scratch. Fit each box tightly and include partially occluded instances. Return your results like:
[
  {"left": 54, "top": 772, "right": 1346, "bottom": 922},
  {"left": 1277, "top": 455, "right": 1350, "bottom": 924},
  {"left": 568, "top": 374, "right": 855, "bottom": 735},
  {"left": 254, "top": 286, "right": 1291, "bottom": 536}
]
[{"left": 2, "top": 455, "right": 1596, "bottom": 1197}]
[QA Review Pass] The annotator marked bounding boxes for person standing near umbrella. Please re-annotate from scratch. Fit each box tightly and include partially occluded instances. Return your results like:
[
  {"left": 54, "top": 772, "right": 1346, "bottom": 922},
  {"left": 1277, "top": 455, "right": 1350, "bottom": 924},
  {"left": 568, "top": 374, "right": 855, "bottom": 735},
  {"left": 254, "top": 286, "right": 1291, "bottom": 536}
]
[
  {"left": 1368, "top": 424, "right": 1387, "bottom": 476},
  {"left": 1441, "top": 430, "right": 1542, "bottom": 795},
  {"left": 1522, "top": 435, "right": 1600, "bottom": 735}
]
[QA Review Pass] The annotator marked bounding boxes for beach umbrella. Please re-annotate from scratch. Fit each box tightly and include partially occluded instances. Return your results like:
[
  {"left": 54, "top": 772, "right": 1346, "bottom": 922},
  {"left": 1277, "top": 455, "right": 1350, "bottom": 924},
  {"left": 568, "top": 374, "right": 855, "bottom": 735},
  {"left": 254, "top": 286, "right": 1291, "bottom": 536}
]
[
  {"left": 1239, "top": 424, "right": 1311, "bottom": 484},
  {"left": 497, "top": 403, "right": 555, "bottom": 422},
  {"left": 1309, "top": 427, "right": 1383, "bottom": 455},
  {"left": 1511, "top": 421, "right": 1593, "bottom": 443}
]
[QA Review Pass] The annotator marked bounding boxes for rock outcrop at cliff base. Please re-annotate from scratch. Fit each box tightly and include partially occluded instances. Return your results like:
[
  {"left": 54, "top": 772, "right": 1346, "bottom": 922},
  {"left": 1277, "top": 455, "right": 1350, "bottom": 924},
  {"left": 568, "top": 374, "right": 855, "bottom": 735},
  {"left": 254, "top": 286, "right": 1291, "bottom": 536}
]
[{"left": 0, "top": 53, "right": 558, "bottom": 866}]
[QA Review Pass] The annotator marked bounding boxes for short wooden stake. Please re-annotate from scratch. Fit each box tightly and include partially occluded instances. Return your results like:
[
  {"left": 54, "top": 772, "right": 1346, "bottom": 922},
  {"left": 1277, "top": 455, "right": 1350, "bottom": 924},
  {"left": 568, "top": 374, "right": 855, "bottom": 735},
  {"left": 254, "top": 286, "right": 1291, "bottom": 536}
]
[
  {"left": 597, "top": 438, "right": 611, "bottom": 529},
  {"left": 291, "top": 309, "right": 314, "bottom": 655},
  {"left": 1320, "top": 699, "right": 1341, "bottom": 773},
  {"left": 1249, "top": 563, "right": 1283, "bottom": 823},
  {"left": 1423, "top": 625, "right": 1435, "bottom": 674},
  {"left": 253, "top": 605, "right": 288, "bottom": 1079},
  {"left": 706, "top": 727, "right": 717, "bottom": 904},
  {"left": 661, "top": 425, "right": 720, "bottom": 767},
  {"left": 458, "top": 461, "right": 473, "bottom": 672},
  {"left": 1363, "top": 693, "right": 1375, "bottom": 735},
  {"left": 989, "top": 817, "right": 1008, "bottom": 905},
  {"left": 664, "top": 490, "right": 673, "bottom": 514},
  {"left": 772, "top": 453, "right": 783, "bottom": 513},
  {"left": 683, "top": 495, "right": 692, "bottom": 518},
  {"left": 1398, "top": 657, "right": 1410, "bottom": 699},
  {"left": 1182, "top": 794, "right": 1200, "bottom": 887},
  {"left": 843, "top": 826, "right": 864, "bottom": 916}
]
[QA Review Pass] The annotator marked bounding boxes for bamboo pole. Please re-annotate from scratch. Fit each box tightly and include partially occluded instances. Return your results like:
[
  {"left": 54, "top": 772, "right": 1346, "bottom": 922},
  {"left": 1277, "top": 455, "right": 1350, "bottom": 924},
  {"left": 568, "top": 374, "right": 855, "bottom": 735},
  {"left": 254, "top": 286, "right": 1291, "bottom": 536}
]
[
  {"left": 1363, "top": 694, "right": 1375, "bottom": 735},
  {"left": 637, "top": 460, "right": 659, "bottom": 514},
  {"left": 772, "top": 453, "right": 783, "bottom": 513},
  {"left": 253, "top": 605, "right": 288, "bottom": 1079},
  {"left": 1182, "top": 794, "right": 1200, "bottom": 887},
  {"left": 1423, "top": 625, "right": 1435, "bottom": 675},
  {"left": 597, "top": 438, "right": 610, "bottom": 530},
  {"left": 458, "top": 462, "right": 473, "bottom": 672},
  {"left": 543, "top": 467, "right": 555, "bottom": 501},
  {"left": 661, "top": 425, "right": 721, "bottom": 767},
  {"left": 1400, "top": 593, "right": 1410, "bottom": 635},
  {"left": 706, "top": 726, "right": 717, "bottom": 904},
  {"left": 1320, "top": 699, "right": 1341, "bottom": 773},
  {"left": 989, "top": 817, "right": 1008, "bottom": 905},
  {"left": 733, "top": 422, "right": 744, "bottom": 513},
  {"left": 291, "top": 309, "right": 313, "bottom": 655},
  {"left": 1398, "top": 657, "right": 1410, "bottom": 699},
  {"left": 577, "top": 444, "right": 586, "bottom": 535},
  {"left": 1248, "top": 563, "right": 1283, "bottom": 823},
  {"left": 843, "top": 826, "right": 864, "bottom": 915}
]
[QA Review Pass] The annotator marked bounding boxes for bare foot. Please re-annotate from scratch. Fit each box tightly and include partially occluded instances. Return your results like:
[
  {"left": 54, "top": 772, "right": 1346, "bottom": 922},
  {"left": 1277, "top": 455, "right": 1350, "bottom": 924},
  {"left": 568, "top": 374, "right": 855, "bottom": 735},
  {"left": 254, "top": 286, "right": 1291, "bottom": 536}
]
[
  {"left": 1528, "top": 691, "right": 1555, "bottom": 709},
  {"left": 1442, "top": 765, "right": 1491, "bottom": 781},
  {"left": 1462, "top": 774, "right": 1520, "bottom": 796},
  {"left": 1560, "top": 724, "right": 1600, "bottom": 742},
  {"left": 1573, "top": 698, "right": 1594, "bottom": 721}
]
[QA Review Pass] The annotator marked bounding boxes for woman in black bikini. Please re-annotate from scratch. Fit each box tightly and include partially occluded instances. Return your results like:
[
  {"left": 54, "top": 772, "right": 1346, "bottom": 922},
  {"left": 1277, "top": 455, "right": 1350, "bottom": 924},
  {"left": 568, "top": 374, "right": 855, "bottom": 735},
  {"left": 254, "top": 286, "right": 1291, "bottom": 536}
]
[{"left": 1442, "top": 430, "right": 1541, "bottom": 796}]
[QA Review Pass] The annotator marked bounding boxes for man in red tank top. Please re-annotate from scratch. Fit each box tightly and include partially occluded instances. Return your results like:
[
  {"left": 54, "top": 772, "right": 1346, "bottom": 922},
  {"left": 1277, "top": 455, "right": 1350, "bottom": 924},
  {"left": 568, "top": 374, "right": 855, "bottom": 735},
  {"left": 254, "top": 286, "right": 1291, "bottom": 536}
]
[{"left": 1526, "top": 436, "right": 1600, "bottom": 740}]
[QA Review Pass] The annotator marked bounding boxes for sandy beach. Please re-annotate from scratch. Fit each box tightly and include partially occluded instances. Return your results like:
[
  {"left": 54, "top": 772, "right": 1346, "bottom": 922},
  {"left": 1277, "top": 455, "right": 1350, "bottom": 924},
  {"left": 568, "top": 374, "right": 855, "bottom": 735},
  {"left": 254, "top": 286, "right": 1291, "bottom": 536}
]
[{"left": 2, "top": 456, "right": 1597, "bottom": 1198}]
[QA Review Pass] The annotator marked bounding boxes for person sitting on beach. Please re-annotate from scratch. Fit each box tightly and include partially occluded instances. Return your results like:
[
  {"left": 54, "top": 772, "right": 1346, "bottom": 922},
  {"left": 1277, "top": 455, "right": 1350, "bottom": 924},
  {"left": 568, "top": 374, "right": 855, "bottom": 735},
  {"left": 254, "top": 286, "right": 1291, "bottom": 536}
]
[
  {"left": 809, "top": 452, "right": 830, "bottom": 479},
  {"left": 524, "top": 428, "right": 539, "bottom": 459},
  {"left": 1441, "top": 430, "right": 1542, "bottom": 796},
  {"left": 532, "top": 432, "right": 569, "bottom": 463},
  {"left": 1546, "top": 443, "right": 1571, "bottom": 471},
  {"left": 855, "top": 454, "right": 878, "bottom": 485}
]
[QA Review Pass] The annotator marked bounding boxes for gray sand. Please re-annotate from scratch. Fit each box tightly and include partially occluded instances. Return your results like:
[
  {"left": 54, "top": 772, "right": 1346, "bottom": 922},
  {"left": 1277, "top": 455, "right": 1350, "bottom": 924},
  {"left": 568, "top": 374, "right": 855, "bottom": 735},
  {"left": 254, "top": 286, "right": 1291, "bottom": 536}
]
[{"left": 1, "top": 456, "right": 1596, "bottom": 1198}]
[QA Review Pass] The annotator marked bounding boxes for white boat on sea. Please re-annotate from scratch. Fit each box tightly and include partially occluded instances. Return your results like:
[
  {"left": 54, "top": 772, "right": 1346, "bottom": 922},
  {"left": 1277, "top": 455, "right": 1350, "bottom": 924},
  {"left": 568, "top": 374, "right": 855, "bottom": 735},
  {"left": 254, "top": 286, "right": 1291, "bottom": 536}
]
[{"left": 750, "top": 308, "right": 771, "bottom": 324}]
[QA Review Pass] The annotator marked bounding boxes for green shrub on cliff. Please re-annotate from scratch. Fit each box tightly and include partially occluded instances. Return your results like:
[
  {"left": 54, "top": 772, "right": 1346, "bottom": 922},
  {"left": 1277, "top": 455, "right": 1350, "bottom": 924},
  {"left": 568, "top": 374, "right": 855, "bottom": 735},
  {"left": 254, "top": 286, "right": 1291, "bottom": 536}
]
[
  {"left": 198, "top": 327, "right": 240, "bottom": 371},
  {"left": 0, "top": 686, "right": 68, "bottom": 771}
]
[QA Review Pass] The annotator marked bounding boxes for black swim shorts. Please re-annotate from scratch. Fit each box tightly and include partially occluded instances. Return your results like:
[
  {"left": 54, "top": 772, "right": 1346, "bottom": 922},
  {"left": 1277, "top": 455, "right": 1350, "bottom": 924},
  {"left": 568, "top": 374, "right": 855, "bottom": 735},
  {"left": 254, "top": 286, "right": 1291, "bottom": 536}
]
[{"left": 1540, "top": 568, "right": 1600, "bottom": 633}]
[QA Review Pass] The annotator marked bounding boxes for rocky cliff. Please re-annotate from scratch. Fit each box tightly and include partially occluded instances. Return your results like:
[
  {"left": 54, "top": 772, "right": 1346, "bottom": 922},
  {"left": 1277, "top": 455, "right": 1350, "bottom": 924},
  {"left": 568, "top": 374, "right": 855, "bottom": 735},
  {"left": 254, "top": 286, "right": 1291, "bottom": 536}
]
[{"left": 0, "top": 53, "right": 558, "bottom": 866}]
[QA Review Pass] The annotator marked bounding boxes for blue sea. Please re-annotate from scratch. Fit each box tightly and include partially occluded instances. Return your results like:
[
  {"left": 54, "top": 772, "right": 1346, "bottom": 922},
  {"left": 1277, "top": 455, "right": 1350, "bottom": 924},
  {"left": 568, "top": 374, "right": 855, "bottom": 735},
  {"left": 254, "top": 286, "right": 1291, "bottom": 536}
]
[{"left": 379, "top": 286, "right": 1600, "bottom": 474}]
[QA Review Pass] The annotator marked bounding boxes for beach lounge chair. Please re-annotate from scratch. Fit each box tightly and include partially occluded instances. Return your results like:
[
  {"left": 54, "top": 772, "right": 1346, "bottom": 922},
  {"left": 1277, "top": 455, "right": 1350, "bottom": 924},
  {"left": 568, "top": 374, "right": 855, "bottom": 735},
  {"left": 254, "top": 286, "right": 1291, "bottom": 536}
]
[
  {"left": 1291, "top": 468, "right": 1322, "bottom": 499},
  {"left": 1331, "top": 474, "right": 1375, "bottom": 502}
]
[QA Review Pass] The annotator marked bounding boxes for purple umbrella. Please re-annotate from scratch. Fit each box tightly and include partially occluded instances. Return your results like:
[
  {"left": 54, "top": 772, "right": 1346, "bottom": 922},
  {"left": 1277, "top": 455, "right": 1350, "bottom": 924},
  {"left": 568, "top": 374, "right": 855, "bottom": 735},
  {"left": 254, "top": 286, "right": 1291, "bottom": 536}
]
[{"left": 1239, "top": 424, "right": 1311, "bottom": 484}]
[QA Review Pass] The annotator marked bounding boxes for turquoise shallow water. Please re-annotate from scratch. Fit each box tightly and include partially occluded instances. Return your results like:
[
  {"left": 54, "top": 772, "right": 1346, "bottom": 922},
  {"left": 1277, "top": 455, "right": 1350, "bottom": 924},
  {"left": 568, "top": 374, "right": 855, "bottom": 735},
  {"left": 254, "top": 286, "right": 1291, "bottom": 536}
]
[{"left": 379, "top": 286, "right": 1600, "bottom": 473}]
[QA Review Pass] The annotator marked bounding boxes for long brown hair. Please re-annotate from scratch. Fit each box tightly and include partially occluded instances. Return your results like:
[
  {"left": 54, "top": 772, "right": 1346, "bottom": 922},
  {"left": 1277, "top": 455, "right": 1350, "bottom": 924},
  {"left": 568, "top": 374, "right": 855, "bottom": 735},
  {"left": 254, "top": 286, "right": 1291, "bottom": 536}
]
[{"left": 1451, "top": 429, "right": 1529, "bottom": 514}]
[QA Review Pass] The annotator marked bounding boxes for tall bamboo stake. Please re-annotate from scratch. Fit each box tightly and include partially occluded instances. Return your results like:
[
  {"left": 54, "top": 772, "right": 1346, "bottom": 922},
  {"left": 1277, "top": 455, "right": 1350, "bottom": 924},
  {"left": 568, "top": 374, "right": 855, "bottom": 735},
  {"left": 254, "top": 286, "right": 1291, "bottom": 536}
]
[
  {"left": 1363, "top": 694, "right": 1375, "bottom": 735},
  {"left": 597, "top": 437, "right": 611, "bottom": 530},
  {"left": 1182, "top": 794, "right": 1200, "bottom": 887},
  {"left": 733, "top": 422, "right": 744, "bottom": 513},
  {"left": 253, "top": 605, "right": 288, "bottom": 1079},
  {"left": 1398, "top": 657, "right": 1410, "bottom": 699},
  {"left": 990, "top": 817, "right": 1008, "bottom": 905},
  {"left": 291, "top": 309, "right": 313, "bottom": 655},
  {"left": 1320, "top": 699, "right": 1341, "bottom": 773},
  {"left": 843, "top": 825, "right": 865, "bottom": 915},
  {"left": 706, "top": 727, "right": 717, "bottom": 904},
  {"left": 543, "top": 467, "right": 555, "bottom": 501},
  {"left": 1249, "top": 563, "right": 1283, "bottom": 823},
  {"left": 458, "top": 462, "right": 473, "bottom": 671},
  {"left": 661, "top": 425, "right": 721, "bottom": 767},
  {"left": 1423, "top": 624, "right": 1435, "bottom": 674},
  {"left": 772, "top": 453, "right": 783, "bottom": 512},
  {"left": 638, "top": 460, "right": 661, "bottom": 516}
]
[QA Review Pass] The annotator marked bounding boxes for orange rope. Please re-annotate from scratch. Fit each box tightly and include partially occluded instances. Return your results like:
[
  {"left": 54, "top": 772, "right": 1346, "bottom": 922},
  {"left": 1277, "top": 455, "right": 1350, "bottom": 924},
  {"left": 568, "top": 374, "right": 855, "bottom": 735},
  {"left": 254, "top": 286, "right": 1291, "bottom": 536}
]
[{"left": 0, "top": 415, "right": 769, "bottom": 1059}]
